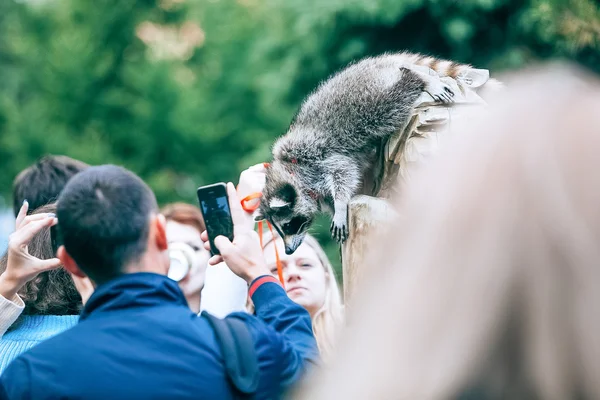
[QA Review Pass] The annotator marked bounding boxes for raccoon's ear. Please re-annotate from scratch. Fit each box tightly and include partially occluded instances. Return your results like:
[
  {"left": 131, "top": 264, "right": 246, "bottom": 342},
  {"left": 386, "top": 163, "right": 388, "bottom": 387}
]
[
  {"left": 275, "top": 183, "right": 297, "bottom": 205},
  {"left": 269, "top": 197, "right": 291, "bottom": 209}
]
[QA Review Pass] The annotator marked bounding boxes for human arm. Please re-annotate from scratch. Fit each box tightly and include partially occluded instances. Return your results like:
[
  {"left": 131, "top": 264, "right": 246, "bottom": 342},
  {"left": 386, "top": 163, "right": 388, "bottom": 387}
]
[
  {"left": 0, "top": 293, "right": 24, "bottom": 338},
  {"left": 0, "top": 202, "right": 61, "bottom": 337},
  {"left": 247, "top": 276, "right": 320, "bottom": 385},
  {"left": 198, "top": 165, "right": 266, "bottom": 316},
  {"left": 0, "top": 202, "right": 61, "bottom": 297},
  {"left": 201, "top": 183, "right": 319, "bottom": 384}
]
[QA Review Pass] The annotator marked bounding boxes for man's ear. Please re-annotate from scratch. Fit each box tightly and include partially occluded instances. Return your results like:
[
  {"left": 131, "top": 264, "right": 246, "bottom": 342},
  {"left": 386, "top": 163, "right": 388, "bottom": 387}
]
[
  {"left": 58, "top": 246, "right": 87, "bottom": 279},
  {"left": 155, "top": 214, "right": 168, "bottom": 252}
]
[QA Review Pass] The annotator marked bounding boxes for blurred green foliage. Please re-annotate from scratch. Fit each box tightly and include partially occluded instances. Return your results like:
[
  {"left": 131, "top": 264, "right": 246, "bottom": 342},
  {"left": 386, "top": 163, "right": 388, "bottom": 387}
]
[{"left": 1, "top": 0, "right": 598, "bottom": 277}]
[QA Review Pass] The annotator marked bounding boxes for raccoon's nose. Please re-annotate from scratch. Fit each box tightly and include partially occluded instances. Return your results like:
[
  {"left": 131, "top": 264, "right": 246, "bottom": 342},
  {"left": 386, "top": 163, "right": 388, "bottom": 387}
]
[{"left": 285, "top": 245, "right": 295, "bottom": 255}]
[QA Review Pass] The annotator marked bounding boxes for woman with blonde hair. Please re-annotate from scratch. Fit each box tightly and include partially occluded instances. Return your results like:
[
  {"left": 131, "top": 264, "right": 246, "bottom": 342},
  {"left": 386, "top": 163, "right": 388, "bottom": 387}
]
[
  {"left": 255, "top": 232, "right": 344, "bottom": 360},
  {"left": 300, "top": 64, "right": 600, "bottom": 399},
  {"left": 237, "top": 163, "right": 344, "bottom": 358}
]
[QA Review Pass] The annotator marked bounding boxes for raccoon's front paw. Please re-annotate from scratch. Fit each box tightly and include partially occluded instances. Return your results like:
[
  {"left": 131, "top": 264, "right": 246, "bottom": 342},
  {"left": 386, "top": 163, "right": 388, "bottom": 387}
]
[
  {"left": 426, "top": 80, "right": 455, "bottom": 103},
  {"left": 330, "top": 218, "right": 348, "bottom": 243}
]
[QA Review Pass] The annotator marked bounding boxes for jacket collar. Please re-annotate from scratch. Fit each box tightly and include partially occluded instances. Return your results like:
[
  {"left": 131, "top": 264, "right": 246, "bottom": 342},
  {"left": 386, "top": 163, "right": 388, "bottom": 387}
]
[{"left": 81, "top": 273, "right": 188, "bottom": 321}]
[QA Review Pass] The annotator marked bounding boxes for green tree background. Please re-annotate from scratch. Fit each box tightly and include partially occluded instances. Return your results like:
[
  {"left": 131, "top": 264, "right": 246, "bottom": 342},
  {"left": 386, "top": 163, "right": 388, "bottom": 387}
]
[{"left": 1, "top": 0, "right": 598, "bottom": 277}]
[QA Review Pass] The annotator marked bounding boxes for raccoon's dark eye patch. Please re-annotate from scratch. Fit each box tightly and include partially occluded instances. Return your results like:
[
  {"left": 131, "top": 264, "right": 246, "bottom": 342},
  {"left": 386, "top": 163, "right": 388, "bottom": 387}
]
[
  {"left": 272, "top": 205, "right": 292, "bottom": 218},
  {"left": 283, "top": 216, "right": 308, "bottom": 235}
]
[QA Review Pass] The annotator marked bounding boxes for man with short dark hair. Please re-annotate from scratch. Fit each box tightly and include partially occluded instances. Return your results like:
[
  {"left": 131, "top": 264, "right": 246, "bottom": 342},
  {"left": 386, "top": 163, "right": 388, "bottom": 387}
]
[
  {"left": 56, "top": 165, "right": 158, "bottom": 285},
  {"left": 0, "top": 165, "right": 319, "bottom": 399},
  {"left": 12, "top": 155, "right": 89, "bottom": 216}
]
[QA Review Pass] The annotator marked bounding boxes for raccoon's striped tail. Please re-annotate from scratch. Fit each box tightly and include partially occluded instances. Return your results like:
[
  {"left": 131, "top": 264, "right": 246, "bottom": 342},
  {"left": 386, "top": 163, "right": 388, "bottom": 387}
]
[
  {"left": 404, "top": 53, "right": 474, "bottom": 78},
  {"left": 401, "top": 52, "right": 503, "bottom": 90}
]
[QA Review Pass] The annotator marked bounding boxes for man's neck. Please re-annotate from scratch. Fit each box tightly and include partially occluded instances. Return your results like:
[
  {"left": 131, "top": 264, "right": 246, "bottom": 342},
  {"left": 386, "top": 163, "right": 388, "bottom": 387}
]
[
  {"left": 186, "top": 293, "right": 201, "bottom": 314},
  {"left": 125, "top": 252, "right": 169, "bottom": 276}
]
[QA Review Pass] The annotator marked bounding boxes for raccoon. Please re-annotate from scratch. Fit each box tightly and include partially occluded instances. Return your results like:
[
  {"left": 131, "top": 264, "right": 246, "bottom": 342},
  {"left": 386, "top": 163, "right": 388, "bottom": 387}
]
[{"left": 256, "top": 52, "right": 486, "bottom": 254}]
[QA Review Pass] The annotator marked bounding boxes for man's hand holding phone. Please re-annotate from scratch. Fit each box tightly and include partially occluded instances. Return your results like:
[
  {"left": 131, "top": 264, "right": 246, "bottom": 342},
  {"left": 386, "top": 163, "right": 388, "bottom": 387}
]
[{"left": 200, "top": 183, "right": 271, "bottom": 285}]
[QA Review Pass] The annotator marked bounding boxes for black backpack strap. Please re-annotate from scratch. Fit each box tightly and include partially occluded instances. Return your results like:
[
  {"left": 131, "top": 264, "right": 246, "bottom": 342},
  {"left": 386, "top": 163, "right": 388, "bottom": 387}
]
[{"left": 201, "top": 311, "right": 260, "bottom": 398}]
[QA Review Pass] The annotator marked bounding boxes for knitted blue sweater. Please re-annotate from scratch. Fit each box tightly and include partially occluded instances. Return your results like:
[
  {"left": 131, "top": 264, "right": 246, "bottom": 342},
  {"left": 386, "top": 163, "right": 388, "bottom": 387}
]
[{"left": 0, "top": 315, "right": 78, "bottom": 374}]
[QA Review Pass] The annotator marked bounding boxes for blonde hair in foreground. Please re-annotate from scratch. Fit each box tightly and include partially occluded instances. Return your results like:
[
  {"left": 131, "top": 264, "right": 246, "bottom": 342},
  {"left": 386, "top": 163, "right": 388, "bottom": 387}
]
[
  {"left": 261, "top": 232, "right": 344, "bottom": 361},
  {"left": 298, "top": 63, "right": 600, "bottom": 400}
]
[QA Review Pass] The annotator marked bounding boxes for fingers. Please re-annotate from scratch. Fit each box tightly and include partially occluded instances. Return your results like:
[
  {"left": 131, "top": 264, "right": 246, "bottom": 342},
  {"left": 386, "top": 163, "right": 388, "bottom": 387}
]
[
  {"left": 19, "top": 213, "right": 54, "bottom": 229},
  {"left": 208, "top": 235, "right": 236, "bottom": 266},
  {"left": 247, "top": 163, "right": 267, "bottom": 173},
  {"left": 209, "top": 235, "right": 237, "bottom": 270},
  {"left": 201, "top": 230, "right": 211, "bottom": 253},
  {"left": 208, "top": 255, "right": 223, "bottom": 266},
  {"left": 201, "top": 231, "right": 225, "bottom": 264},
  {"left": 15, "top": 200, "right": 29, "bottom": 229},
  {"left": 214, "top": 235, "right": 235, "bottom": 257},
  {"left": 37, "top": 258, "right": 62, "bottom": 272},
  {"left": 226, "top": 182, "right": 246, "bottom": 228},
  {"left": 9, "top": 216, "right": 57, "bottom": 249}
]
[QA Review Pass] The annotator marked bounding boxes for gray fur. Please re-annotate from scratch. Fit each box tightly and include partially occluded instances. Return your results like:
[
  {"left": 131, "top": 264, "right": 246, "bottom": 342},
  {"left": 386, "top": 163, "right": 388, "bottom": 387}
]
[{"left": 258, "top": 53, "right": 455, "bottom": 254}]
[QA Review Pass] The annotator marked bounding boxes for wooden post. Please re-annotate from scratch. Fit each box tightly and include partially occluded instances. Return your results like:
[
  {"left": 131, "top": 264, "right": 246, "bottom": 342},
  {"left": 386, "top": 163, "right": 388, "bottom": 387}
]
[
  {"left": 341, "top": 66, "right": 498, "bottom": 306},
  {"left": 341, "top": 195, "right": 396, "bottom": 305}
]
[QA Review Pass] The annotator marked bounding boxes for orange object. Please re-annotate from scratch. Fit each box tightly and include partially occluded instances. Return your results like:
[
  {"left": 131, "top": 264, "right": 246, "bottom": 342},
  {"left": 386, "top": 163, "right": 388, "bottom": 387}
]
[
  {"left": 240, "top": 190, "right": 285, "bottom": 288},
  {"left": 240, "top": 192, "right": 262, "bottom": 213},
  {"left": 265, "top": 221, "right": 284, "bottom": 287}
]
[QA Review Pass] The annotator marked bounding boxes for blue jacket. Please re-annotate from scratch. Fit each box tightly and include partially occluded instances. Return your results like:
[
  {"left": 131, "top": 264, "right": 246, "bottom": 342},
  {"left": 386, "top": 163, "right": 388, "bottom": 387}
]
[{"left": 0, "top": 273, "right": 319, "bottom": 399}]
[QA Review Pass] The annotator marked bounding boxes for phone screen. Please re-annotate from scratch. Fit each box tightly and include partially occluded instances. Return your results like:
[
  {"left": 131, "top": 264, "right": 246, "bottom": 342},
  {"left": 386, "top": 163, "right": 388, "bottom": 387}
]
[{"left": 197, "top": 183, "right": 234, "bottom": 256}]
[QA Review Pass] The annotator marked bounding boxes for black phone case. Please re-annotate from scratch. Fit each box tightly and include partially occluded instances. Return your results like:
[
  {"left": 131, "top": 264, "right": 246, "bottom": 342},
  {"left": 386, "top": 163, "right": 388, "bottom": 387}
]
[
  {"left": 197, "top": 183, "right": 234, "bottom": 256},
  {"left": 50, "top": 223, "right": 63, "bottom": 255}
]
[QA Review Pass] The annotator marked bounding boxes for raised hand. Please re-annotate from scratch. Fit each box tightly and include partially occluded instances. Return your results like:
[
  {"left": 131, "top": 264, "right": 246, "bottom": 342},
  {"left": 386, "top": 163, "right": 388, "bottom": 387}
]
[
  {"left": 237, "top": 163, "right": 267, "bottom": 228},
  {"left": 0, "top": 201, "right": 61, "bottom": 300},
  {"left": 200, "top": 182, "right": 271, "bottom": 284}
]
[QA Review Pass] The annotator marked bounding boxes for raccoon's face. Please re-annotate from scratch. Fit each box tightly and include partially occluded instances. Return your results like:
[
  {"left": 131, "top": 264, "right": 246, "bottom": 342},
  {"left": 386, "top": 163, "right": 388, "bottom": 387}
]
[
  {"left": 257, "top": 180, "right": 315, "bottom": 254},
  {"left": 270, "top": 213, "right": 312, "bottom": 255}
]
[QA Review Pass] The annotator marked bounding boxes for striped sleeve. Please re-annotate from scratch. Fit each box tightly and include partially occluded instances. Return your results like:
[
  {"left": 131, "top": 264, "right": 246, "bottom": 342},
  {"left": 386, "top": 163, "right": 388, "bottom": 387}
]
[{"left": 0, "top": 294, "right": 24, "bottom": 338}]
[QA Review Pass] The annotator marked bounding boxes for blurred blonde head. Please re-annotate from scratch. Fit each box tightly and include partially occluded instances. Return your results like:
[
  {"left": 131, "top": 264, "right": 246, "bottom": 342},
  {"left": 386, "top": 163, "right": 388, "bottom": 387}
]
[{"left": 300, "top": 63, "right": 600, "bottom": 400}]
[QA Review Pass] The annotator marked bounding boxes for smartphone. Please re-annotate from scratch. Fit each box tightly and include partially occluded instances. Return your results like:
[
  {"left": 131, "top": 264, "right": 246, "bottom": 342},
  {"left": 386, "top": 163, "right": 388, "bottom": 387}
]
[
  {"left": 197, "top": 183, "right": 234, "bottom": 256},
  {"left": 50, "top": 222, "right": 63, "bottom": 255}
]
